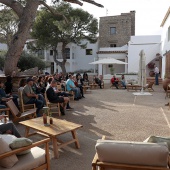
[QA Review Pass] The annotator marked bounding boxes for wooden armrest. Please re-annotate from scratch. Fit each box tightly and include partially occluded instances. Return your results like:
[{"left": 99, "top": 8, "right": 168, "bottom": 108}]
[{"left": 0, "top": 138, "right": 50, "bottom": 159}]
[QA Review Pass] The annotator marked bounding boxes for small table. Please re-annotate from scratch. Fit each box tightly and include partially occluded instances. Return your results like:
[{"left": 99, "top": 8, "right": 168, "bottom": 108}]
[
  {"left": 126, "top": 85, "right": 142, "bottom": 91},
  {"left": 20, "top": 117, "right": 83, "bottom": 158}
]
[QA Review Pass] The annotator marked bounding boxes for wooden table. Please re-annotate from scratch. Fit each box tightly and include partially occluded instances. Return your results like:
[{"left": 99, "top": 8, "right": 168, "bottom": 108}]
[
  {"left": 20, "top": 117, "right": 83, "bottom": 158},
  {"left": 126, "top": 85, "right": 142, "bottom": 91}
]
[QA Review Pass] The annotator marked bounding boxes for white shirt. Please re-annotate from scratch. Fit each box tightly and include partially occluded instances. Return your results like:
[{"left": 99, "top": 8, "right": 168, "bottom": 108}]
[{"left": 154, "top": 67, "right": 159, "bottom": 74}]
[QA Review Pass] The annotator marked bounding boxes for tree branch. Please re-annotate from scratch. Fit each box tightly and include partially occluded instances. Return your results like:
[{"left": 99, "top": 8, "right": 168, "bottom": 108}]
[
  {"left": 82, "top": 0, "right": 104, "bottom": 7},
  {"left": 62, "top": 0, "right": 104, "bottom": 7},
  {"left": 0, "top": 0, "right": 23, "bottom": 17},
  {"left": 39, "top": 0, "right": 68, "bottom": 23}
]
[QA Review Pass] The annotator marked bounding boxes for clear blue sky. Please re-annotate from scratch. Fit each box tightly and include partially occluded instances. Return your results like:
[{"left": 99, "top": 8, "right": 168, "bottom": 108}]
[{"left": 48, "top": 0, "right": 170, "bottom": 35}]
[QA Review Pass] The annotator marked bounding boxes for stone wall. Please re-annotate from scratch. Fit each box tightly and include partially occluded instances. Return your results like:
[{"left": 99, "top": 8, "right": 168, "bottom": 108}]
[{"left": 99, "top": 11, "right": 135, "bottom": 48}]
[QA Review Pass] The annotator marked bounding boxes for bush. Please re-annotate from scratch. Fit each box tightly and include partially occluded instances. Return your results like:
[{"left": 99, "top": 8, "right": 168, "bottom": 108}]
[{"left": 18, "top": 53, "right": 46, "bottom": 71}]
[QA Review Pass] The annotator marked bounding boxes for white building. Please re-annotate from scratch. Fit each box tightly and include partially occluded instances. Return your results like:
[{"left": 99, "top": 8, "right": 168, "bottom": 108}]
[
  {"left": 160, "top": 7, "right": 170, "bottom": 79},
  {"left": 128, "top": 35, "right": 161, "bottom": 77},
  {"left": 43, "top": 40, "right": 98, "bottom": 74}
]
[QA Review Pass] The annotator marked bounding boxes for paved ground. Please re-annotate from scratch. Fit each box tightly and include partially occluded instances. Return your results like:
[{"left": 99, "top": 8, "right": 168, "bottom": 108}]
[{"left": 16, "top": 84, "right": 170, "bottom": 170}]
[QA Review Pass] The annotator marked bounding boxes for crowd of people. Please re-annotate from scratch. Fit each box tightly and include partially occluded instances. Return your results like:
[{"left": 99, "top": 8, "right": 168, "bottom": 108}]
[{"left": 0, "top": 72, "right": 105, "bottom": 137}]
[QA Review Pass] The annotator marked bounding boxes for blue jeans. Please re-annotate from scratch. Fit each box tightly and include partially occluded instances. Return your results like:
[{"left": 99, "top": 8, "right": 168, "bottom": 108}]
[
  {"left": 155, "top": 73, "right": 159, "bottom": 85},
  {"left": 71, "top": 88, "right": 80, "bottom": 98},
  {"left": 26, "top": 98, "right": 43, "bottom": 117}
]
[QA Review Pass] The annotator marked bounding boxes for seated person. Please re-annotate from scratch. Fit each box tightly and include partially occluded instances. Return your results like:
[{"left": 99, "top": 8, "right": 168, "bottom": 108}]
[
  {"left": 75, "top": 75, "right": 85, "bottom": 98},
  {"left": 66, "top": 74, "right": 81, "bottom": 100},
  {"left": 22, "top": 78, "right": 44, "bottom": 117},
  {"left": 46, "top": 80, "right": 70, "bottom": 115},
  {"left": 111, "top": 75, "right": 119, "bottom": 89},
  {"left": 0, "top": 115, "right": 21, "bottom": 138},
  {"left": 121, "top": 75, "right": 126, "bottom": 89},
  {"left": 0, "top": 80, "right": 19, "bottom": 110},
  {"left": 94, "top": 75, "right": 102, "bottom": 89}
]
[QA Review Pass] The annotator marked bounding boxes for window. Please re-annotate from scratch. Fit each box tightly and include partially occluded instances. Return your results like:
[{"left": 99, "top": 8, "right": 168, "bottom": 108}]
[
  {"left": 168, "top": 26, "right": 170, "bottom": 41},
  {"left": 110, "top": 44, "right": 117, "bottom": 47},
  {"left": 64, "top": 48, "right": 70, "bottom": 59},
  {"left": 50, "top": 50, "right": 53, "bottom": 56},
  {"left": 86, "top": 49, "right": 93, "bottom": 55},
  {"left": 110, "top": 27, "right": 116, "bottom": 34}
]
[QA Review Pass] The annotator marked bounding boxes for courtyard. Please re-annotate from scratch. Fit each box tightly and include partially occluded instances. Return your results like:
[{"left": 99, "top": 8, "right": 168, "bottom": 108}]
[{"left": 15, "top": 84, "right": 170, "bottom": 170}]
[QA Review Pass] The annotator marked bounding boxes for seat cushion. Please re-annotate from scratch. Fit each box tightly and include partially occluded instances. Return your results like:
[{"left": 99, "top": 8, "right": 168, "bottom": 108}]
[
  {"left": 0, "top": 137, "right": 18, "bottom": 168},
  {"left": 96, "top": 140, "right": 169, "bottom": 167},
  {"left": 0, "top": 134, "right": 17, "bottom": 145},
  {"left": 0, "top": 147, "right": 46, "bottom": 170}
]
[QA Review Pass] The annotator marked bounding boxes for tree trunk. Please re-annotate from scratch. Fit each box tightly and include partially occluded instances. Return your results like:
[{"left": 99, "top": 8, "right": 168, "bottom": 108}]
[
  {"left": 4, "top": 0, "right": 39, "bottom": 75},
  {"left": 53, "top": 44, "right": 67, "bottom": 75}
]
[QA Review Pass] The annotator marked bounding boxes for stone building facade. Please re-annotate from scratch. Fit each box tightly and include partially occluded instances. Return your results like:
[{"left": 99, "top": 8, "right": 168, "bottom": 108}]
[{"left": 99, "top": 11, "right": 135, "bottom": 48}]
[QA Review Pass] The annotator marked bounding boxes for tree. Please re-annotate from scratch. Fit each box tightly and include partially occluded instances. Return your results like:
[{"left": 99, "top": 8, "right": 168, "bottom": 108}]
[
  {"left": 0, "top": 8, "right": 19, "bottom": 48},
  {"left": 31, "top": 2, "right": 98, "bottom": 74},
  {"left": 0, "top": 0, "right": 103, "bottom": 76}
]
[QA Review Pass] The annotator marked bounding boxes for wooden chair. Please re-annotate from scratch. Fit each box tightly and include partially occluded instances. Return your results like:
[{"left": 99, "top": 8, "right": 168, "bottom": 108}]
[
  {"left": 165, "top": 83, "right": 170, "bottom": 99},
  {"left": 0, "top": 138, "right": 50, "bottom": 170},
  {"left": 18, "top": 90, "right": 35, "bottom": 112},
  {"left": 0, "top": 107, "right": 10, "bottom": 118},
  {"left": 6, "top": 99, "right": 36, "bottom": 122},
  {"left": 44, "top": 92, "right": 61, "bottom": 116},
  {"left": 144, "top": 82, "right": 154, "bottom": 92}
]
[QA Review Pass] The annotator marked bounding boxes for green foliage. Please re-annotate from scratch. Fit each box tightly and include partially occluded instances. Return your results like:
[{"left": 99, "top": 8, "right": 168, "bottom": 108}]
[
  {"left": 31, "top": 2, "right": 98, "bottom": 49},
  {"left": 0, "top": 8, "right": 19, "bottom": 47},
  {"left": 17, "top": 52, "right": 46, "bottom": 71},
  {"left": 0, "top": 50, "right": 7, "bottom": 70}
]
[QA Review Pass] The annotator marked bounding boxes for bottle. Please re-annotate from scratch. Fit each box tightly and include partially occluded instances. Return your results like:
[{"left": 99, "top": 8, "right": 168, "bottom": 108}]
[
  {"left": 50, "top": 117, "right": 53, "bottom": 124},
  {"left": 43, "top": 113, "right": 47, "bottom": 124}
]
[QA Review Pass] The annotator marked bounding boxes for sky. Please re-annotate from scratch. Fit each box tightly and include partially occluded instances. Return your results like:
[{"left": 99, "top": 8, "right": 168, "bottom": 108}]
[{"left": 49, "top": 0, "right": 170, "bottom": 36}]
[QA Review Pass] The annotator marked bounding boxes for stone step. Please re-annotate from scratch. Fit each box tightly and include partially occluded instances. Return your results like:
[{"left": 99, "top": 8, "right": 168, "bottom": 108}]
[{"left": 146, "top": 77, "right": 162, "bottom": 84}]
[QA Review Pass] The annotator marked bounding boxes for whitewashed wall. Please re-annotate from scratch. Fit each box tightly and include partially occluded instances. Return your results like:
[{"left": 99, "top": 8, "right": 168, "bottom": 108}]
[
  {"left": 128, "top": 35, "right": 161, "bottom": 76},
  {"left": 161, "top": 11, "right": 170, "bottom": 79}
]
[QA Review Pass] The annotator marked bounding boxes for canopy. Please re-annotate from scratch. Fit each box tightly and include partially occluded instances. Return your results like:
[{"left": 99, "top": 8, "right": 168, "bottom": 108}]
[{"left": 89, "top": 58, "right": 128, "bottom": 65}]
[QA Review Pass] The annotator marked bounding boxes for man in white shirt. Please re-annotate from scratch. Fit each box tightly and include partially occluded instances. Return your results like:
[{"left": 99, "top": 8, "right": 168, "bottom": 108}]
[{"left": 154, "top": 65, "right": 159, "bottom": 85}]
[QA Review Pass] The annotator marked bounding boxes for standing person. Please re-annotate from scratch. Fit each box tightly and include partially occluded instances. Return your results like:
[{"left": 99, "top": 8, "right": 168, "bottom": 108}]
[
  {"left": 22, "top": 78, "right": 44, "bottom": 117},
  {"left": 154, "top": 65, "right": 159, "bottom": 85}
]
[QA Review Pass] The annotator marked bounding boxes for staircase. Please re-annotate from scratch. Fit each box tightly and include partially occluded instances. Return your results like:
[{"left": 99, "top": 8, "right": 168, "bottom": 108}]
[{"left": 146, "top": 77, "right": 162, "bottom": 84}]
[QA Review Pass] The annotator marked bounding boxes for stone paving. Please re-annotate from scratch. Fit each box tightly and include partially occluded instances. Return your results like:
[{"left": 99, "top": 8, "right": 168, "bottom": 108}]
[{"left": 16, "top": 84, "right": 170, "bottom": 170}]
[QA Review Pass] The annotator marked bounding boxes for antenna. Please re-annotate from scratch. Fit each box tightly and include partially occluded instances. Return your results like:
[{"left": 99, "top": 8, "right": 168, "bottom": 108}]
[{"left": 106, "top": 9, "right": 108, "bottom": 16}]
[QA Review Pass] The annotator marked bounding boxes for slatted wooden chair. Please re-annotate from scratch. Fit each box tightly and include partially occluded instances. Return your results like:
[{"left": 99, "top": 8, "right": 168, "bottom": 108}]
[
  {"left": 6, "top": 99, "right": 36, "bottom": 122},
  {"left": 144, "top": 81, "right": 154, "bottom": 92},
  {"left": 165, "top": 83, "right": 170, "bottom": 99},
  {"left": 44, "top": 92, "right": 61, "bottom": 116},
  {"left": 18, "top": 90, "right": 36, "bottom": 112}
]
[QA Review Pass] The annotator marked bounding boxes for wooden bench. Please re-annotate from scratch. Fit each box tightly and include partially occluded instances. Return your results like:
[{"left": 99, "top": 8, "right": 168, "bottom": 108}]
[{"left": 126, "top": 85, "right": 142, "bottom": 91}]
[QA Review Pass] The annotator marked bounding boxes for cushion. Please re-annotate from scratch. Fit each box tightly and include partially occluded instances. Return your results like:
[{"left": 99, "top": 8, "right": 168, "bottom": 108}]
[
  {"left": 144, "top": 136, "right": 170, "bottom": 151},
  {"left": 9, "top": 138, "right": 33, "bottom": 155},
  {"left": 0, "top": 147, "right": 46, "bottom": 170},
  {"left": 0, "top": 137, "right": 18, "bottom": 168},
  {"left": 96, "top": 139, "right": 169, "bottom": 167},
  {"left": 0, "top": 134, "right": 17, "bottom": 145}
]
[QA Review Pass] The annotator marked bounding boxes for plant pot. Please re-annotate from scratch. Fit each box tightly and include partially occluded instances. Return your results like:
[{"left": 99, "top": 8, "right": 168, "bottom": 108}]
[{"left": 162, "top": 78, "right": 170, "bottom": 91}]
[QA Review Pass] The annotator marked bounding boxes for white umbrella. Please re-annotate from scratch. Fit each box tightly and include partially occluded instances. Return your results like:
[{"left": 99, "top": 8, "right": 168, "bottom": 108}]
[
  {"left": 89, "top": 58, "right": 128, "bottom": 65},
  {"left": 138, "top": 50, "right": 146, "bottom": 89}
]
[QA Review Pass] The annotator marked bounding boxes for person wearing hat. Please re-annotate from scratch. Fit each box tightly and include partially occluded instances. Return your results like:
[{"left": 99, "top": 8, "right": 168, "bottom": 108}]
[{"left": 22, "top": 78, "right": 44, "bottom": 117}]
